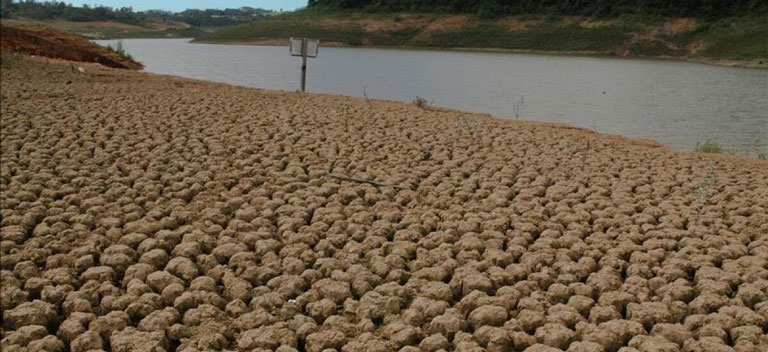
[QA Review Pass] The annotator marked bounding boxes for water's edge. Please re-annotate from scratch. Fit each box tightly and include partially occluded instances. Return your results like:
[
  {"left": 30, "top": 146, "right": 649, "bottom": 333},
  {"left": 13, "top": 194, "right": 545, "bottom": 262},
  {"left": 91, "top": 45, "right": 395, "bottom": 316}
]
[
  {"left": 191, "top": 39, "right": 768, "bottom": 70},
  {"left": 96, "top": 39, "right": 768, "bottom": 156}
]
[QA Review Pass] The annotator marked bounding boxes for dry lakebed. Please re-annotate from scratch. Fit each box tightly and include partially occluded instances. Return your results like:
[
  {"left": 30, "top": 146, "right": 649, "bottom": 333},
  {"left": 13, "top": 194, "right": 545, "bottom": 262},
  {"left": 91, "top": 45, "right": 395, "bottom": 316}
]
[{"left": 1, "top": 55, "right": 767, "bottom": 352}]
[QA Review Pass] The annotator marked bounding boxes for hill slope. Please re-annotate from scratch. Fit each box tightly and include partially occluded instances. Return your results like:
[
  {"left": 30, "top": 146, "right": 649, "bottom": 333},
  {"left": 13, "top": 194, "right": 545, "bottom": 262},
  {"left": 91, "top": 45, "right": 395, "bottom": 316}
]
[
  {"left": 0, "top": 18, "right": 206, "bottom": 39},
  {"left": 0, "top": 26, "right": 143, "bottom": 69},
  {"left": 196, "top": 11, "right": 768, "bottom": 68},
  {"left": 307, "top": 0, "right": 766, "bottom": 18}
]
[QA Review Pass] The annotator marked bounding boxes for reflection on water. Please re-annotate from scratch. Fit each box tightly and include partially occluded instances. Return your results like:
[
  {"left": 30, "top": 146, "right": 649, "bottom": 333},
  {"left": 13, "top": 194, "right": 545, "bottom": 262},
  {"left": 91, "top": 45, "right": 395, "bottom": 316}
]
[{"left": 97, "top": 38, "right": 768, "bottom": 155}]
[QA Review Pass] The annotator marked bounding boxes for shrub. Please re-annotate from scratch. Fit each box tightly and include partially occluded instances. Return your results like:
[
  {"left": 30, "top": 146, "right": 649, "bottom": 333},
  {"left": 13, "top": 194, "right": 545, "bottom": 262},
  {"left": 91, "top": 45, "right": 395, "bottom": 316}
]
[
  {"left": 477, "top": 2, "right": 503, "bottom": 19},
  {"left": 413, "top": 96, "right": 430, "bottom": 108},
  {"left": 106, "top": 40, "right": 136, "bottom": 62},
  {"left": 694, "top": 140, "right": 723, "bottom": 154}
]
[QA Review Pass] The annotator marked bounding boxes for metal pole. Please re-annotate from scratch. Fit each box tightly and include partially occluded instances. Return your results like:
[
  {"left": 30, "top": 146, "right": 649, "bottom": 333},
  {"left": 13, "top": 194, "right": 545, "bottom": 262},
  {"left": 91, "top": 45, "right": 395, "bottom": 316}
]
[{"left": 301, "top": 38, "right": 307, "bottom": 92}]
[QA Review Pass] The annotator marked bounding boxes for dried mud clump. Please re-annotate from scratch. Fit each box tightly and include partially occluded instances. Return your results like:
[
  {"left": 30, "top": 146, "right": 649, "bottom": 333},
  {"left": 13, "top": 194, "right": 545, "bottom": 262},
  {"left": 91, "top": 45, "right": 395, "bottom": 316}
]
[{"left": 2, "top": 55, "right": 768, "bottom": 352}]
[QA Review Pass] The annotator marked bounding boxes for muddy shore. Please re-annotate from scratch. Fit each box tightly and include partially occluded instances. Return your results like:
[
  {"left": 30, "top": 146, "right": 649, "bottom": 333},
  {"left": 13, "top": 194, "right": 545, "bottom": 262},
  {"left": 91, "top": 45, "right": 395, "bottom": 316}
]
[{"left": 1, "top": 56, "right": 767, "bottom": 352}]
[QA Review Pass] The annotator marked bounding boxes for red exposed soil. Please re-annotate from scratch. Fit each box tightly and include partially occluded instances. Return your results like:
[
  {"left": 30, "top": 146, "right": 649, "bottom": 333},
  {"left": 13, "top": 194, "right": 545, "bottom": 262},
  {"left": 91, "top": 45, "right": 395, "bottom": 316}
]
[{"left": 0, "top": 26, "right": 142, "bottom": 70}]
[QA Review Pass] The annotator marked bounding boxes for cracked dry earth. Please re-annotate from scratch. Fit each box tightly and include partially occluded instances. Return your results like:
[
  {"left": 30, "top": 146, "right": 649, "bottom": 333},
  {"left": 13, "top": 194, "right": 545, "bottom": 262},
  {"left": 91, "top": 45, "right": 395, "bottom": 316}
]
[{"left": 1, "top": 56, "right": 768, "bottom": 352}]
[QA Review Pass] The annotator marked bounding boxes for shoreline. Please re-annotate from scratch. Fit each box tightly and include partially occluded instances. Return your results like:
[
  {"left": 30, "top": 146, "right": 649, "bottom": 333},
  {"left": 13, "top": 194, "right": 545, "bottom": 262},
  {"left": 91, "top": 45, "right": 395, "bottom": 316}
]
[
  {"left": 191, "top": 39, "right": 768, "bottom": 70},
  {"left": 19, "top": 50, "right": 764, "bottom": 158},
  {"left": 4, "top": 53, "right": 766, "bottom": 165}
]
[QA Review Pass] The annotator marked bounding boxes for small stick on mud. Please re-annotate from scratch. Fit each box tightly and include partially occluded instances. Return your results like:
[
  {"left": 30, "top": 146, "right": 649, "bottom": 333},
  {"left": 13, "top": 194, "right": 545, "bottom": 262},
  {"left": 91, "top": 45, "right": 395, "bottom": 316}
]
[
  {"left": 326, "top": 172, "right": 408, "bottom": 190},
  {"left": 362, "top": 86, "right": 373, "bottom": 109},
  {"left": 583, "top": 139, "right": 590, "bottom": 164},
  {"left": 456, "top": 114, "right": 464, "bottom": 140}
]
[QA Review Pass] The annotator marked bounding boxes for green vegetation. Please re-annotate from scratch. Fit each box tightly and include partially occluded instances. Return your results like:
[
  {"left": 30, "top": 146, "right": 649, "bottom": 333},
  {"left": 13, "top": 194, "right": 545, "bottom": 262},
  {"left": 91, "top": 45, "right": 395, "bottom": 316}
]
[
  {"left": 197, "top": 12, "right": 768, "bottom": 64},
  {"left": 413, "top": 96, "right": 430, "bottom": 108},
  {"left": 0, "top": 17, "right": 209, "bottom": 39},
  {"left": 626, "top": 16, "right": 768, "bottom": 60},
  {"left": 82, "top": 25, "right": 207, "bottom": 40},
  {"left": 0, "top": 1, "right": 271, "bottom": 39},
  {"left": 200, "top": 18, "right": 368, "bottom": 44},
  {"left": 104, "top": 40, "right": 136, "bottom": 62},
  {"left": 415, "top": 22, "right": 632, "bottom": 52},
  {"left": 5, "top": 1, "right": 765, "bottom": 64},
  {"left": 687, "top": 18, "right": 768, "bottom": 60},
  {"left": 1, "top": 0, "right": 146, "bottom": 24},
  {"left": 308, "top": 0, "right": 766, "bottom": 19},
  {"left": 282, "top": 1, "right": 768, "bottom": 63},
  {"left": 694, "top": 140, "right": 724, "bottom": 154},
  {"left": 0, "top": 1, "right": 270, "bottom": 26},
  {"left": 147, "top": 8, "right": 272, "bottom": 27}
]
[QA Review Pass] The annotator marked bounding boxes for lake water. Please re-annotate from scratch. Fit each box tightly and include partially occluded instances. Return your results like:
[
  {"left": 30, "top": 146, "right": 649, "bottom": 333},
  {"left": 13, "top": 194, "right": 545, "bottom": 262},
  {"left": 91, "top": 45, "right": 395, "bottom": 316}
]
[{"left": 97, "top": 38, "right": 768, "bottom": 155}]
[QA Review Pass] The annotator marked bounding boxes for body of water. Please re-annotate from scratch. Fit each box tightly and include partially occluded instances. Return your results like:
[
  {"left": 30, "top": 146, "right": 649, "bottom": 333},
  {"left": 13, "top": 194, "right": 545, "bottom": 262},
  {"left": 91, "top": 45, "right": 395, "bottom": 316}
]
[{"left": 97, "top": 38, "right": 768, "bottom": 155}]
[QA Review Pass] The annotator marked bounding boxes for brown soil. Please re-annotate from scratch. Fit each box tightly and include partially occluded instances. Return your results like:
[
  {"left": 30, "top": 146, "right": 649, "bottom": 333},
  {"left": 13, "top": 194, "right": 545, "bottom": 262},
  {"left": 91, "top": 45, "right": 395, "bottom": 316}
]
[
  {"left": 0, "top": 26, "right": 142, "bottom": 70},
  {"left": 420, "top": 16, "right": 471, "bottom": 34},
  {"left": 79, "top": 21, "right": 143, "bottom": 30},
  {"left": 360, "top": 18, "right": 431, "bottom": 32},
  {"left": 0, "top": 19, "right": 48, "bottom": 27},
  {"left": 580, "top": 19, "right": 618, "bottom": 28},
  {"left": 663, "top": 18, "right": 697, "bottom": 35},
  {"left": 1, "top": 55, "right": 767, "bottom": 352},
  {"left": 687, "top": 40, "right": 707, "bottom": 55},
  {"left": 499, "top": 17, "right": 539, "bottom": 31},
  {"left": 146, "top": 21, "right": 190, "bottom": 30}
]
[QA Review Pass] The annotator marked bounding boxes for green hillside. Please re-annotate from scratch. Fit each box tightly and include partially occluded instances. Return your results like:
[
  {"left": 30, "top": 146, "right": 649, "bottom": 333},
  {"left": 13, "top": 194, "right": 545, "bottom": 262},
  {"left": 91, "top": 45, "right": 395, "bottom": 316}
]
[
  {"left": 307, "top": 0, "right": 766, "bottom": 18},
  {"left": 197, "top": 11, "right": 768, "bottom": 67}
]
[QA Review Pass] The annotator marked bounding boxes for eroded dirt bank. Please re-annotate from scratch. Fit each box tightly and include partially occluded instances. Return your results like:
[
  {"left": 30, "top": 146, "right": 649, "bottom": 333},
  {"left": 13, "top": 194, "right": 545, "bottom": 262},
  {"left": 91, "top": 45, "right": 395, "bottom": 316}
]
[
  {"left": 0, "top": 26, "right": 142, "bottom": 70},
  {"left": 1, "top": 56, "right": 767, "bottom": 352}
]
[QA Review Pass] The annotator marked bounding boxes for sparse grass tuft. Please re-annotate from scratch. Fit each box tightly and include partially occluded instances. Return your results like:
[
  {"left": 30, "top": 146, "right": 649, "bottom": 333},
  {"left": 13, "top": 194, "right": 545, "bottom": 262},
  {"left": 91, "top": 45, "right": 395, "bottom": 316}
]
[
  {"left": 413, "top": 96, "right": 430, "bottom": 109},
  {"left": 694, "top": 139, "right": 724, "bottom": 154},
  {"left": 105, "top": 40, "right": 137, "bottom": 62}
]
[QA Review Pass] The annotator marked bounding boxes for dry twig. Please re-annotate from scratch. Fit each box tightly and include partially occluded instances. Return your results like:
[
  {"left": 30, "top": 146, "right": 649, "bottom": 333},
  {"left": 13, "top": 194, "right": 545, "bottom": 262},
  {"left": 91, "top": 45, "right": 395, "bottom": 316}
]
[{"left": 326, "top": 172, "right": 408, "bottom": 190}]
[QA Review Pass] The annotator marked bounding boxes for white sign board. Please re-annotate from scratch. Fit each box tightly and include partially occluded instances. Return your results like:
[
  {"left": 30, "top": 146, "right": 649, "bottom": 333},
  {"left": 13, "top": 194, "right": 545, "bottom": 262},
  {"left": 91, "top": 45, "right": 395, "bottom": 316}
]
[
  {"left": 289, "top": 38, "right": 319, "bottom": 58},
  {"left": 306, "top": 39, "right": 319, "bottom": 58}
]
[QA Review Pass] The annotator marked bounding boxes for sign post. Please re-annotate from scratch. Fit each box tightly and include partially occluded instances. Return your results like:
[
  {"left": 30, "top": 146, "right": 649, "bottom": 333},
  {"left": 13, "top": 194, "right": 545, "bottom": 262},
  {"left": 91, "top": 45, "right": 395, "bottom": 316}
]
[{"left": 289, "top": 38, "right": 319, "bottom": 92}]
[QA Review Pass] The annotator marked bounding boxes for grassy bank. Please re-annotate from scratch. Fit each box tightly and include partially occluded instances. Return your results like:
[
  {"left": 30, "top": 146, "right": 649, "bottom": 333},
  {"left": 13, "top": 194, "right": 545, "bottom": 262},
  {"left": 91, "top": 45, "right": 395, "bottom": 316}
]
[{"left": 196, "top": 10, "right": 768, "bottom": 67}]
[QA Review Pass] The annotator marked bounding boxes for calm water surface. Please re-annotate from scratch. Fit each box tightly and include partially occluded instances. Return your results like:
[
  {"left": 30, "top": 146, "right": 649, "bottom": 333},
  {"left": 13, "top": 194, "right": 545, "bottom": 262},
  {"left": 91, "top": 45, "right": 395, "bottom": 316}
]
[{"left": 98, "top": 38, "right": 768, "bottom": 155}]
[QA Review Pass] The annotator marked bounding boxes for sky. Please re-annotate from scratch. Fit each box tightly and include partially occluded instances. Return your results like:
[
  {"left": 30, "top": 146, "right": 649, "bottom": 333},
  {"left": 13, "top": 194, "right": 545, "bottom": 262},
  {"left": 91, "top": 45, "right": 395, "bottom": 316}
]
[{"left": 63, "top": 1, "right": 307, "bottom": 12}]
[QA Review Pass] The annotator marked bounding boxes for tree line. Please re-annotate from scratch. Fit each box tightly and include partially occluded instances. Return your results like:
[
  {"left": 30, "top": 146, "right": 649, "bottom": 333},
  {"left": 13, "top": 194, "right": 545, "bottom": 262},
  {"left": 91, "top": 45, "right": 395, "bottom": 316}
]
[
  {"left": 0, "top": 0, "right": 145, "bottom": 24},
  {"left": 307, "top": 0, "right": 768, "bottom": 18},
  {"left": 0, "top": 0, "right": 271, "bottom": 26}
]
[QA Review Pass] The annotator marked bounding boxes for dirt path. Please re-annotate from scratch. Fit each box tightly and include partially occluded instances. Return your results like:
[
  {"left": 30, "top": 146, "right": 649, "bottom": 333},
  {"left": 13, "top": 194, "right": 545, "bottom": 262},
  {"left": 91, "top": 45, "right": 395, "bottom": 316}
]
[{"left": 1, "top": 56, "right": 767, "bottom": 352}]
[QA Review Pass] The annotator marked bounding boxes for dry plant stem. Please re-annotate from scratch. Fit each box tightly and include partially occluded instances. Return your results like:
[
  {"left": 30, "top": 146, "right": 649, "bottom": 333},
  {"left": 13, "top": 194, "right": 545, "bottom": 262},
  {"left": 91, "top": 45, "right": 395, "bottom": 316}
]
[
  {"left": 513, "top": 95, "right": 524, "bottom": 119},
  {"left": 362, "top": 86, "right": 373, "bottom": 109},
  {"left": 326, "top": 172, "right": 407, "bottom": 190}
]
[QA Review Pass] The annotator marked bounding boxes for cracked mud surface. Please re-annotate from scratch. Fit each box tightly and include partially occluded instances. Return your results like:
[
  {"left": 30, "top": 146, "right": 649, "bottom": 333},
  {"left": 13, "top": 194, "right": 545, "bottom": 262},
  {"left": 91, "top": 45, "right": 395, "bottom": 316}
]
[{"left": 2, "top": 56, "right": 767, "bottom": 352}]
